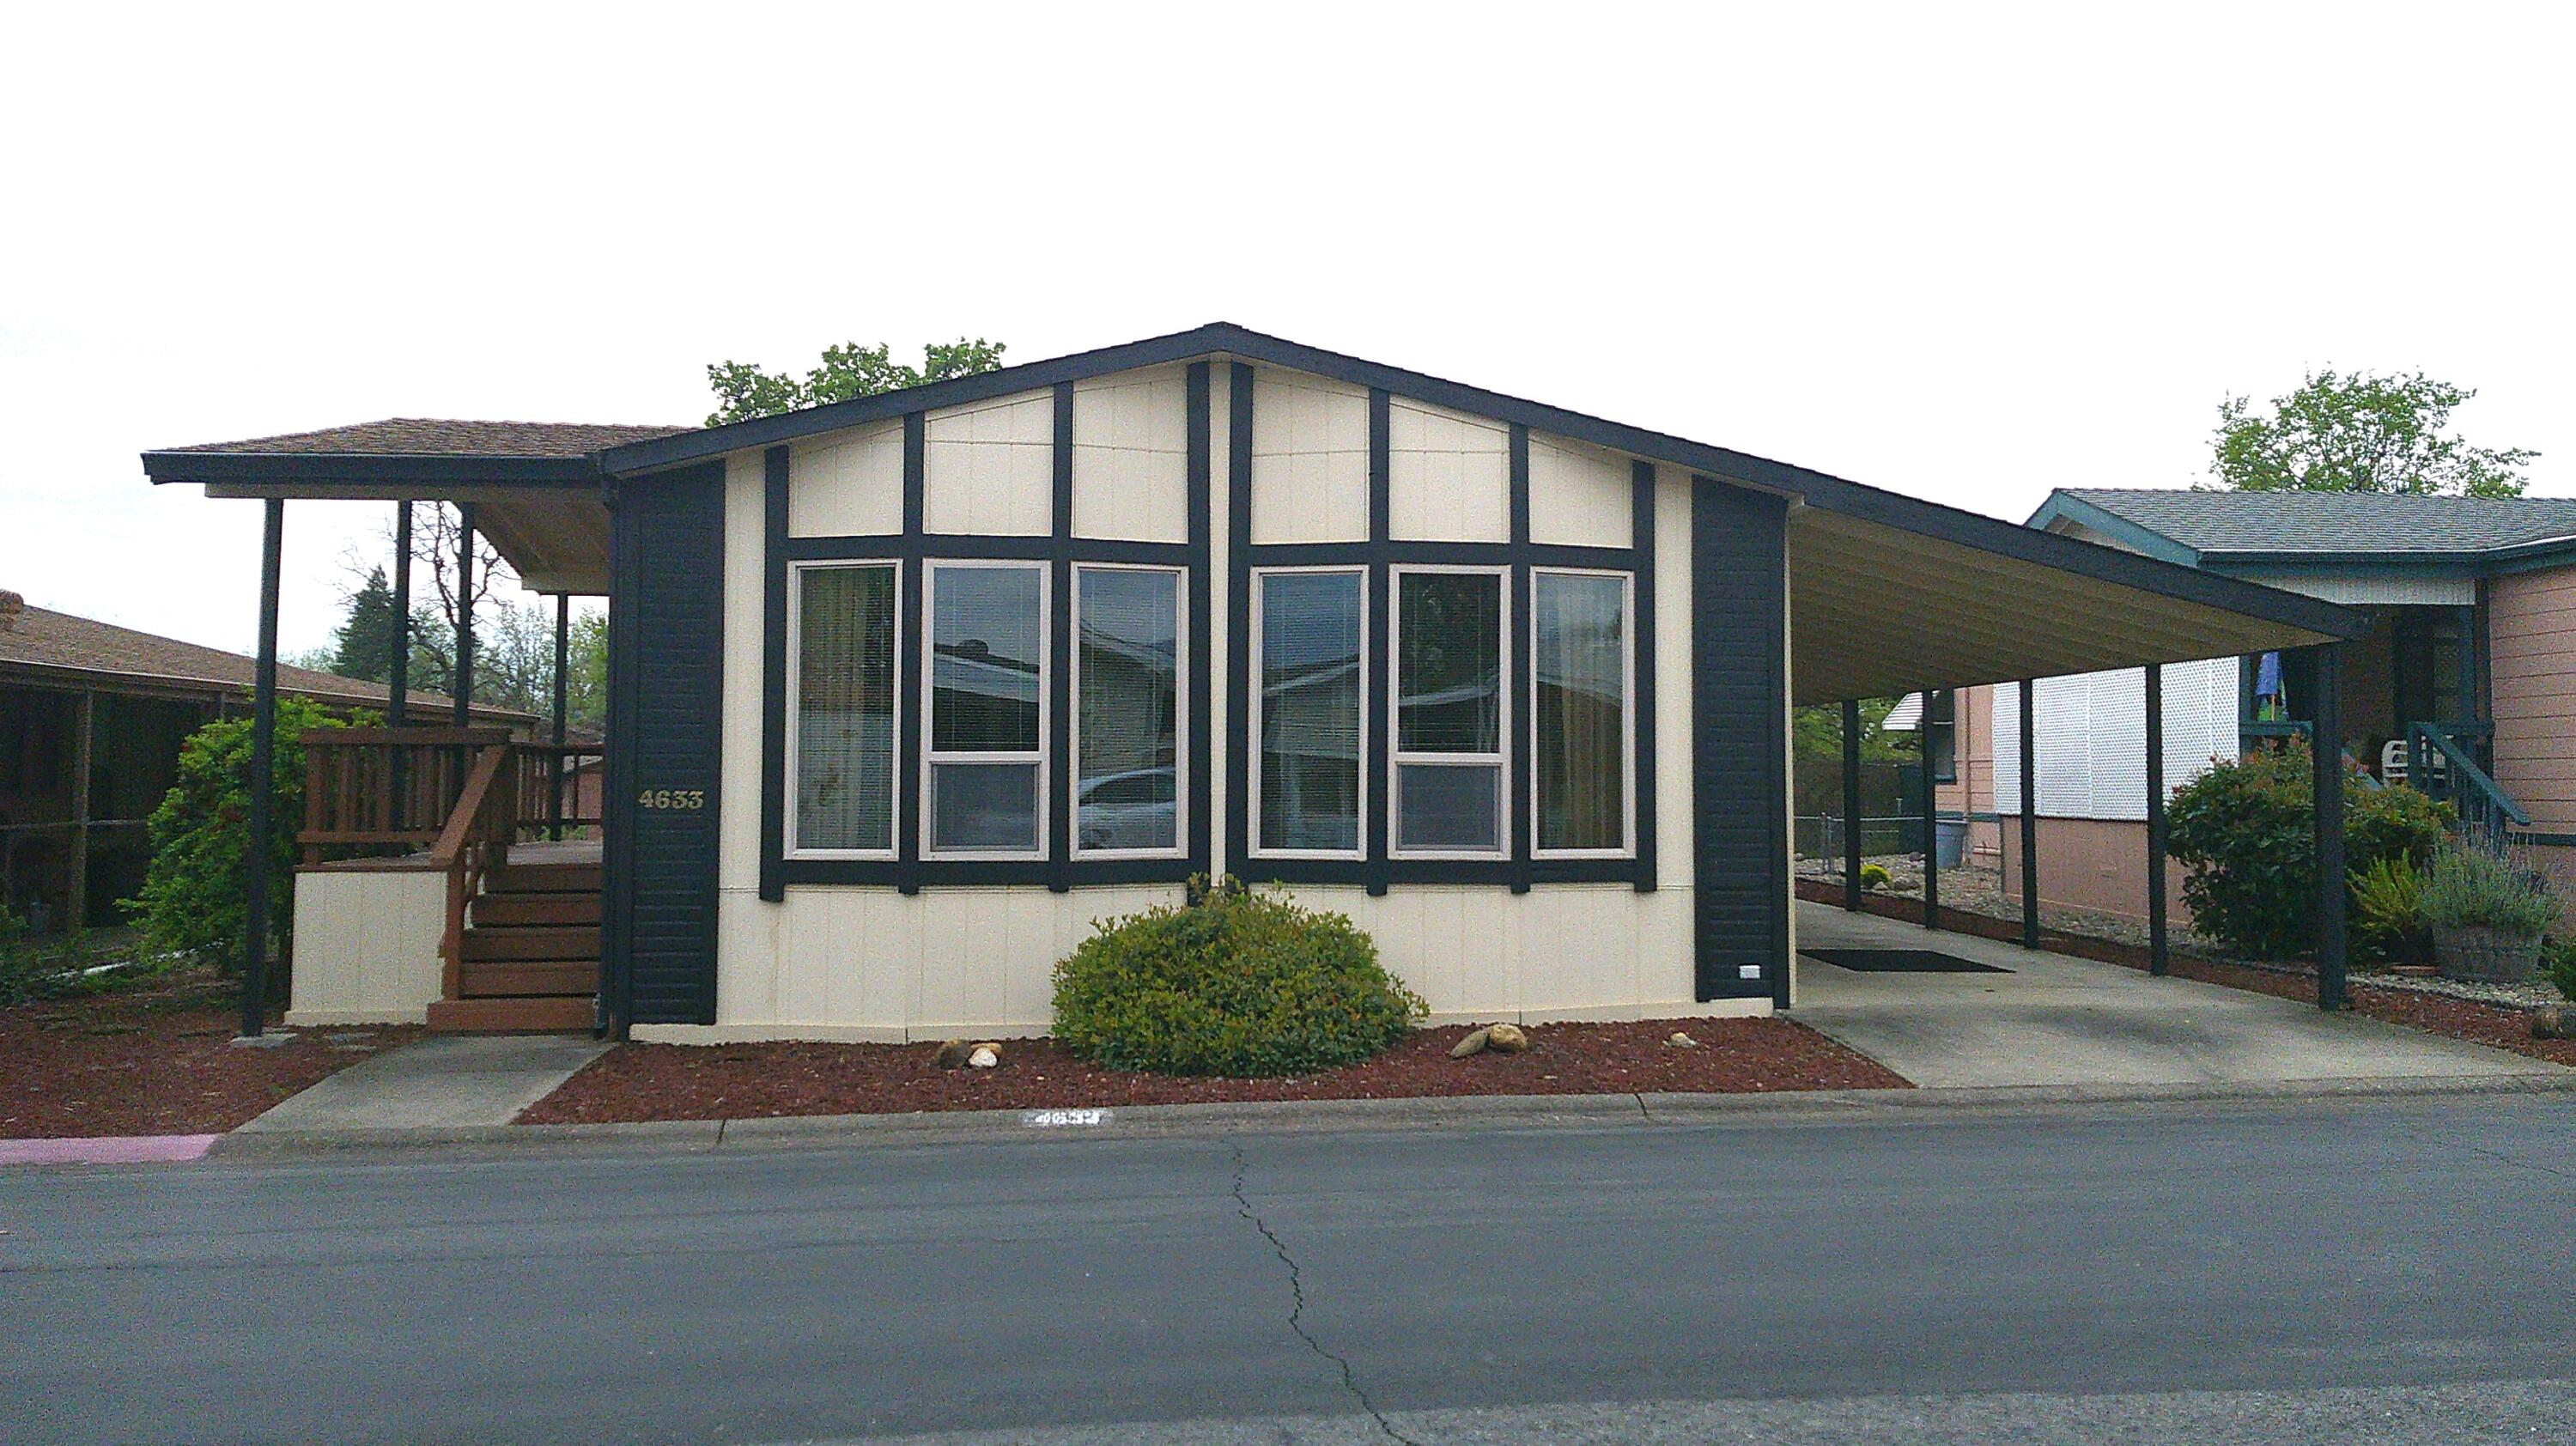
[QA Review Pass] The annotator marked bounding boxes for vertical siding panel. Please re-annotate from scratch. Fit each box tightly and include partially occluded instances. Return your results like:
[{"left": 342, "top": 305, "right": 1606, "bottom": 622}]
[{"left": 1692, "top": 478, "right": 1787, "bottom": 1002}]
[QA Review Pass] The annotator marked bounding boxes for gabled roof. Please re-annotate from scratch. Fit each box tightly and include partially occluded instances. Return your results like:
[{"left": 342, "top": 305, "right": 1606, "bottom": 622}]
[
  {"left": 2033, "top": 488, "right": 2576, "bottom": 566},
  {"left": 596, "top": 320, "right": 2361, "bottom": 643},
  {"left": 0, "top": 592, "right": 532, "bottom": 721}
]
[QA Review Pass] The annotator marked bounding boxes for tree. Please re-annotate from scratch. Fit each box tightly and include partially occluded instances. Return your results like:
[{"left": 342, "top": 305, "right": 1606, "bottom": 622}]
[
  {"left": 705, "top": 337, "right": 1007, "bottom": 425},
  {"left": 2210, "top": 370, "right": 2537, "bottom": 498},
  {"left": 328, "top": 567, "right": 400, "bottom": 682}
]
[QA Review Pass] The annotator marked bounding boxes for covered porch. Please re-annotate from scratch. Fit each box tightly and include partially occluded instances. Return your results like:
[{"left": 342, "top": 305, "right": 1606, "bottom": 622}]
[{"left": 141, "top": 419, "right": 681, "bottom": 1034}]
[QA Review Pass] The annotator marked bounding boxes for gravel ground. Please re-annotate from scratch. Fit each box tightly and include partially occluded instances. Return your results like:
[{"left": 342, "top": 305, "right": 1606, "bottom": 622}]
[
  {"left": 519, "top": 1018, "right": 1909, "bottom": 1124},
  {"left": 0, "top": 969, "right": 416, "bottom": 1138}
]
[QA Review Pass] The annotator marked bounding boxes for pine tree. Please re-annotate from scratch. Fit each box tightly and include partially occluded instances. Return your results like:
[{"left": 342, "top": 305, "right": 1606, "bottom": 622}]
[{"left": 328, "top": 568, "right": 399, "bottom": 681}]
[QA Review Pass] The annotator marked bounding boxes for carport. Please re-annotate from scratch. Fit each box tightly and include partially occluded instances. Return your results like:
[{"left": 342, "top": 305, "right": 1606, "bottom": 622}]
[{"left": 1777, "top": 488, "right": 2368, "bottom": 1010}]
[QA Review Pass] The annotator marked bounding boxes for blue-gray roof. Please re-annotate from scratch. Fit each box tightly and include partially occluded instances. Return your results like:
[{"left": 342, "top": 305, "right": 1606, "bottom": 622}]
[{"left": 2042, "top": 489, "right": 2576, "bottom": 559}]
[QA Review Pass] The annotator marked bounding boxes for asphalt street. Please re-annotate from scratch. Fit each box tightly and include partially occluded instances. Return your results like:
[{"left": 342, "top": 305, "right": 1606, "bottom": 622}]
[{"left": 3, "top": 1094, "right": 2572, "bottom": 1444}]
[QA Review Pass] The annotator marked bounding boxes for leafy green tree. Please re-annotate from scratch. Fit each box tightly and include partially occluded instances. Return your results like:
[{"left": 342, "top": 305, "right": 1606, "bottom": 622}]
[
  {"left": 705, "top": 337, "right": 1007, "bottom": 425},
  {"left": 1792, "top": 696, "right": 1910, "bottom": 766},
  {"left": 2211, "top": 370, "right": 2537, "bottom": 498},
  {"left": 125, "top": 696, "right": 360, "bottom": 980}
]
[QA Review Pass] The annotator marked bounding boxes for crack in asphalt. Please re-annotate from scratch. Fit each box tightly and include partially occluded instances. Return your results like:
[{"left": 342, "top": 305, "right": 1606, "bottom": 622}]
[
  {"left": 2459, "top": 1140, "right": 2574, "bottom": 1180},
  {"left": 1227, "top": 1139, "right": 1423, "bottom": 1446}
]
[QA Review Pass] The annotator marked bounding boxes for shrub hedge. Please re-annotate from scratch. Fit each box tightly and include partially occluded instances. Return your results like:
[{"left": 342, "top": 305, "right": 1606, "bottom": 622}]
[
  {"left": 1052, "top": 880, "right": 1425, "bottom": 1077},
  {"left": 2165, "top": 739, "right": 2451, "bottom": 960}
]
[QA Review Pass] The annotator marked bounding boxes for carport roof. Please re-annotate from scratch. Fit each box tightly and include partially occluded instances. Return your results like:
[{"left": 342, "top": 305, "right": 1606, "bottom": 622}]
[{"left": 140, "top": 322, "right": 2365, "bottom": 688}]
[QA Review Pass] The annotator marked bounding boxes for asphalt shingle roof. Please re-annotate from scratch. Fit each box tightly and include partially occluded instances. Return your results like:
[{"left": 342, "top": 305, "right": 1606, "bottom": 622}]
[
  {"left": 0, "top": 592, "right": 529, "bottom": 720},
  {"left": 163, "top": 418, "right": 692, "bottom": 458},
  {"left": 2060, "top": 489, "right": 2576, "bottom": 557}
]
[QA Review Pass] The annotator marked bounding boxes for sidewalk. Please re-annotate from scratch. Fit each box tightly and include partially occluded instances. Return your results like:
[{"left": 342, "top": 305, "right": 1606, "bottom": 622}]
[{"left": 229, "top": 1035, "right": 608, "bottom": 1139}]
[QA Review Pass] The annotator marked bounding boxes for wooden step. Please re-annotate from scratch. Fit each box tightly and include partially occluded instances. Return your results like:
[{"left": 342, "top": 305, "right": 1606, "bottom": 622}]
[
  {"left": 426, "top": 995, "right": 595, "bottom": 1033},
  {"left": 492, "top": 861, "right": 602, "bottom": 894},
  {"left": 459, "top": 960, "right": 598, "bottom": 997},
  {"left": 460, "top": 925, "right": 600, "bottom": 963},
  {"left": 472, "top": 890, "right": 601, "bottom": 927}
]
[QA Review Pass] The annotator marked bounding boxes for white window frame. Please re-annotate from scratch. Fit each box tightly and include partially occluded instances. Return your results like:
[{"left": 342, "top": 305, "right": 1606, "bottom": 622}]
[
  {"left": 920, "top": 558, "right": 1049, "bottom": 860},
  {"left": 784, "top": 558, "right": 902, "bottom": 860},
  {"left": 1249, "top": 564, "right": 1370, "bottom": 860},
  {"left": 1389, "top": 562, "right": 1510, "bottom": 860},
  {"left": 1071, "top": 561, "right": 1188, "bottom": 860},
  {"left": 1528, "top": 566, "right": 1637, "bottom": 861}
]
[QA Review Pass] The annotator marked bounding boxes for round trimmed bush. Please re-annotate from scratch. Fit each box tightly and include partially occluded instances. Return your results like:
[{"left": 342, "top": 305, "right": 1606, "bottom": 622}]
[{"left": 1052, "top": 881, "right": 1425, "bottom": 1077}]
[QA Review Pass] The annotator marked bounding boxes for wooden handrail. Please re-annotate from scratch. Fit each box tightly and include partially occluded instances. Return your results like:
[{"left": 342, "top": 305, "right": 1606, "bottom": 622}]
[{"left": 430, "top": 745, "right": 513, "bottom": 865}]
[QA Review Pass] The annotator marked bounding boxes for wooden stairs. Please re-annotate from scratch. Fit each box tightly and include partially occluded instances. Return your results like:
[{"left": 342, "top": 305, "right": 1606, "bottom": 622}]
[{"left": 425, "top": 853, "right": 601, "bottom": 1033}]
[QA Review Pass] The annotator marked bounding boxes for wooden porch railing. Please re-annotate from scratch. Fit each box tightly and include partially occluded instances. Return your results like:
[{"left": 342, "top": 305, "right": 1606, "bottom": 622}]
[
  {"left": 301, "top": 728, "right": 604, "bottom": 860},
  {"left": 431, "top": 743, "right": 518, "bottom": 1002}
]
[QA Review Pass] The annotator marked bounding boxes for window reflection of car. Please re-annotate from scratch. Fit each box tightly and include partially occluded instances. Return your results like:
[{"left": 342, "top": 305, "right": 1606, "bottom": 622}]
[{"left": 1078, "top": 767, "right": 1176, "bottom": 850}]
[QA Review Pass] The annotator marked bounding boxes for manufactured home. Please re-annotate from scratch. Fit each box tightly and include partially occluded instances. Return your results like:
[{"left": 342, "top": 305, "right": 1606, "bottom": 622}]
[{"left": 143, "top": 325, "right": 2365, "bottom": 1040}]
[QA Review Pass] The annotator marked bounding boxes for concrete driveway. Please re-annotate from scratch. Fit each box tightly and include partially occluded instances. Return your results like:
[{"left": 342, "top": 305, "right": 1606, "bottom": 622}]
[{"left": 1790, "top": 901, "right": 2561, "bottom": 1089}]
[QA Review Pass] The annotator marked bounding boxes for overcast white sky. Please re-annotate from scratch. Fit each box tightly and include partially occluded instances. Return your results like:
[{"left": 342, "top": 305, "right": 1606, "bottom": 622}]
[{"left": 4, "top": 4, "right": 2567, "bottom": 661}]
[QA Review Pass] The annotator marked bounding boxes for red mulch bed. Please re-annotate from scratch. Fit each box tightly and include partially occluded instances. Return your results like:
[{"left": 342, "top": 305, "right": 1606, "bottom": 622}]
[
  {"left": 0, "top": 970, "right": 420, "bottom": 1139},
  {"left": 519, "top": 1018, "right": 1910, "bottom": 1124}
]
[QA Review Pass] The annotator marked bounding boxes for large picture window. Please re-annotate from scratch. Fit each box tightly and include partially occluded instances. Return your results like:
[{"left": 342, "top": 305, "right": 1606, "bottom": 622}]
[
  {"left": 926, "top": 562, "right": 1046, "bottom": 855},
  {"left": 1254, "top": 568, "right": 1364, "bottom": 855},
  {"left": 1393, "top": 568, "right": 1506, "bottom": 855},
  {"left": 1533, "top": 569, "right": 1631, "bottom": 855},
  {"left": 789, "top": 562, "right": 898, "bottom": 855},
  {"left": 1074, "top": 565, "right": 1182, "bottom": 855}
]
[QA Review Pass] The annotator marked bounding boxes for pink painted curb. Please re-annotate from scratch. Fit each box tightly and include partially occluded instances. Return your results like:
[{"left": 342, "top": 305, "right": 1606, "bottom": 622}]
[{"left": 0, "top": 1133, "right": 221, "bottom": 1166}]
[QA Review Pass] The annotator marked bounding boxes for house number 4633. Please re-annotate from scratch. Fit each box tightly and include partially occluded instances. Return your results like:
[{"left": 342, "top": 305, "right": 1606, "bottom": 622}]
[{"left": 639, "top": 789, "right": 707, "bottom": 811}]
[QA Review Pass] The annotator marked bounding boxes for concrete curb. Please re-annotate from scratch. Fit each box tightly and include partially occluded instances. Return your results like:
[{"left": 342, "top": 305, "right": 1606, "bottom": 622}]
[{"left": 199, "top": 1069, "right": 2576, "bottom": 1162}]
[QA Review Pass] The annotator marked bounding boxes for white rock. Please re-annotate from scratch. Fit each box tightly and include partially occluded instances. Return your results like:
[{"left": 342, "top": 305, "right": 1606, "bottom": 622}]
[{"left": 969, "top": 1044, "right": 999, "bottom": 1068}]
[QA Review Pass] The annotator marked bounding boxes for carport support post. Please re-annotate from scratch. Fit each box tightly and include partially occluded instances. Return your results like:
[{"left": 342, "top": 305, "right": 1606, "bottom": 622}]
[
  {"left": 2019, "top": 678, "right": 2038, "bottom": 950},
  {"left": 2312, "top": 643, "right": 2348, "bottom": 1011},
  {"left": 550, "top": 593, "right": 568, "bottom": 840},
  {"left": 387, "top": 501, "right": 410, "bottom": 726},
  {"left": 1919, "top": 703, "right": 1940, "bottom": 932},
  {"left": 1842, "top": 699, "right": 1862, "bottom": 910},
  {"left": 239, "top": 497, "right": 284, "bottom": 1040},
  {"left": 453, "top": 502, "right": 476, "bottom": 729},
  {"left": 2146, "top": 663, "right": 2169, "bottom": 975}
]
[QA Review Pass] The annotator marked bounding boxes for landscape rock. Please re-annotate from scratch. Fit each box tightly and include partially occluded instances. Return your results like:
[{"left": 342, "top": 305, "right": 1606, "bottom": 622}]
[
  {"left": 1449, "top": 1028, "right": 1491, "bottom": 1058},
  {"left": 969, "top": 1043, "right": 1001, "bottom": 1068},
  {"left": 934, "top": 1039, "right": 974, "bottom": 1069},
  {"left": 2533, "top": 1005, "right": 2576, "bottom": 1041},
  {"left": 1485, "top": 1023, "right": 1529, "bottom": 1054},
  {"left": 1666, "top": 1031, "right": 1699, "bottom": 1049}
]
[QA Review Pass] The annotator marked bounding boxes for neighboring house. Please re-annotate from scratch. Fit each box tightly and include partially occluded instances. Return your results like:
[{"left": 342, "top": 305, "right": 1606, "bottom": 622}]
[
  {"left": 1949, "top": 489, "right": 2576, "bottom": 923},
  {"left": 0, "top": 589, "right": 529, "bottom": 932},
  {"left": 143, "top": 324, "right": 2363, "bottom": 1037}
]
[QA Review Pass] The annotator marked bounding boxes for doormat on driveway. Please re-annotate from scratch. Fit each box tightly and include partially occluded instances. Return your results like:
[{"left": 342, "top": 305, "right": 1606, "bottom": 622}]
[{"left": 1801, "top": 949, "right": 2012, "bottom": 974}]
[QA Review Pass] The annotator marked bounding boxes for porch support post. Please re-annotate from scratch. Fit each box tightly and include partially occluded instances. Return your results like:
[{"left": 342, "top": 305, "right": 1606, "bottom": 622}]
[
  {"left": 2455, "top": 603, "right": 2478, "bottom": 726},
  {"left": 1841, "top": 698, "right": 1862, "bottom": 911},
  {"left": 1920, "top": 695, "right": 1940, "bottom": 932},
  {"left": 551, "top": 593, "right": 569, "bottom": 840},
  {"left": 388, "top": 501, "right": 410, "bottom": 726},
  {"left": 2311, "top": 642, "right": 2348, "bottom": 1011},
  {"left": 67, "top": 690, "right": 94, "bottom": 933},
  {"left": 2019, "top": 678, "right": 2038, "bottom": 950},
  {"left": 453, "top": 502, "right": 475, "bottom": 729},
  {"left": 240, "top": 497, "right": 284, "bottom": 1039},
  {"left": 2146, "top": 662, "right": 2170, "bottom": 975}
]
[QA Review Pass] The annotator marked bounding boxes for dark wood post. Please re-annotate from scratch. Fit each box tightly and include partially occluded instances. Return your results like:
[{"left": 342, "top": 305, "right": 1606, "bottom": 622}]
[
  {"left": 2312, "top": 642, "right": 2348, "bottom": 1011},
  {"left": 2146, "top": 663, "right": 2169, "bottom": 975},
  {"left": 1842, "top": 698, "right": 1862, "bottom": 910},
  {"left": 1920, "top": 694, "right": 1940, "bottom": 932},
  {"left": 388, "top": 501, "right": 411, "bottom": 726},
  {"left": 551, "top": 593, "right": 569, "bottom": 840},
  {"left": 453, "top": 502, "right": 475, "bottom": 729},
  {"left": 2019, "top": 679, "right": 2038, "bottom": 950},
  {"left": 68, "top": 690, "right": 94, "bottom": 932},
  {"left": 240, "top": 498, "right": 284, "bottom": 1039}
]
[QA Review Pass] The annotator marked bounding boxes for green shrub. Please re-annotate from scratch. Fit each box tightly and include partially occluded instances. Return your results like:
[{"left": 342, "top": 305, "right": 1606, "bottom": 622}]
[
  {"left": 2349, "top": 856, "right": 2428, "bottom": 965},
  {"left": 123, "top": 697, "right": 355, "bottom": 976},
  {"left": 1859, "top": 862, "right": 1892, "bottom": 890},
  {"left": 1053, "top": 879, "right": 1425, "bottom": 1076},
  {"left": 2417, "top": 841, "right": 2558, "bottom": 939},
  {"left": 2542, "top": 935, "right": 2576, "bottom": 1002},
  {"left": 2165, "top": 740, "right": 2451, "bottom": 960}
]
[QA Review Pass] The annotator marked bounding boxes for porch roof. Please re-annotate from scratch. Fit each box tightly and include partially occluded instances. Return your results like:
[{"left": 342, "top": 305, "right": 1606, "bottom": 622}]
[
  {"left": 139, "top": 325, "right": 2368, "bottom": 697},
  {"left": 141, "top": 418, "right": 692, "bottom": 594}
]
